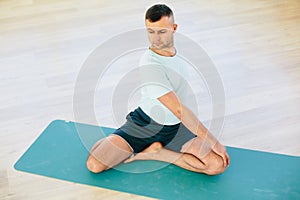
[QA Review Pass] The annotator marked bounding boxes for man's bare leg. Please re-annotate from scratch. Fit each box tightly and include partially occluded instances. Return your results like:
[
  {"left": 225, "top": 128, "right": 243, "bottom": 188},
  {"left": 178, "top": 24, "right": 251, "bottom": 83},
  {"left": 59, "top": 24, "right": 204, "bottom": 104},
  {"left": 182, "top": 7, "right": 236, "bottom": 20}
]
[
  {"left": 86, "top": 134, "right": 133, "bottom": 173},
  {"left": 125, "top": 138, "right": 227, "bottom": 175}
]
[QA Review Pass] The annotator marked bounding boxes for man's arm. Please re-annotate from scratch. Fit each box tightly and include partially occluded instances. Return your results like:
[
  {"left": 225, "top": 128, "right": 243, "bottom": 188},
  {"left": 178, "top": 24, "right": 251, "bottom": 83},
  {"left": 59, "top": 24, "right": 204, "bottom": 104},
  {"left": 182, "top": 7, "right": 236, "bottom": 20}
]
[{"left": 158, "top": 91, "right": 230, "bottom": 167}]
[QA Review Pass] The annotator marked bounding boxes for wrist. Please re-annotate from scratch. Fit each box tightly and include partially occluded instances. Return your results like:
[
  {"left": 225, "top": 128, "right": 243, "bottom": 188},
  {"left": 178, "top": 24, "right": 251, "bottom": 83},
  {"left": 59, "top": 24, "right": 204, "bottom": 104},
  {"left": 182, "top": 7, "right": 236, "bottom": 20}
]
[{"left": 202, "top": 131, "right": 218, "bottom": 148}]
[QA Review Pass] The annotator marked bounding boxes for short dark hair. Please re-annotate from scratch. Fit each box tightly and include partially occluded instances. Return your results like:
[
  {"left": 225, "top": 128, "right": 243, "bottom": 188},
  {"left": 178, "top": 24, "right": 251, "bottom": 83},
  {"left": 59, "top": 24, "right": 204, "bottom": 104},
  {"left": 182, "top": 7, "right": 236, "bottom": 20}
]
[{"left": 145, "top": 4, "right": 173, "bottom": 22}]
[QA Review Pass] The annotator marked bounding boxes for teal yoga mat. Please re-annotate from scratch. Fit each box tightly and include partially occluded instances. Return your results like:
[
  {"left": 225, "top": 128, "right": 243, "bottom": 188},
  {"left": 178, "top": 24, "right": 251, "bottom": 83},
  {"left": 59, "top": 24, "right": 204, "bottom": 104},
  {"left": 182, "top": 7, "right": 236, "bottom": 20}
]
[{"left": 14, "top": 120, "right": 300, "bottom": 199}]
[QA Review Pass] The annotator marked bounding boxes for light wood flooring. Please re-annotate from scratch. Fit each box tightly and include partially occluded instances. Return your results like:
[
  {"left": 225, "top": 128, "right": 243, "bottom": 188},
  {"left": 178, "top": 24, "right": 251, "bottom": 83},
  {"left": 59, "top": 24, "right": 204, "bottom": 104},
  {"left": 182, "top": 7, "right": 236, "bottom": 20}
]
[{"left": 0, "top": 0, "right": 299, "bottom": 199}]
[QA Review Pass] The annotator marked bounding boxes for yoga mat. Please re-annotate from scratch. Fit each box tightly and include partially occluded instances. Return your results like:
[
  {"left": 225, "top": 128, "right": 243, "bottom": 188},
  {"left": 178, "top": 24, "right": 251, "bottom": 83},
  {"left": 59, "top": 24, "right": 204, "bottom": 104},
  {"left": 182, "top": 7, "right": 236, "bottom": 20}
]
[{"left": 14, "top": 120, "right": 300, "bottom": 200}]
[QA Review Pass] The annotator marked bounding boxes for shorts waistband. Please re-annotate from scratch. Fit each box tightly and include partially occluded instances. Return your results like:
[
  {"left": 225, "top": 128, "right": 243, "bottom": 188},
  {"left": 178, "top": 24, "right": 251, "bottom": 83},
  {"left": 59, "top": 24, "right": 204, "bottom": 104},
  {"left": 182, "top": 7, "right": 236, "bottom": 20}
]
[{"left": 132, "top": 107, "right": 181, "bottom": 128}]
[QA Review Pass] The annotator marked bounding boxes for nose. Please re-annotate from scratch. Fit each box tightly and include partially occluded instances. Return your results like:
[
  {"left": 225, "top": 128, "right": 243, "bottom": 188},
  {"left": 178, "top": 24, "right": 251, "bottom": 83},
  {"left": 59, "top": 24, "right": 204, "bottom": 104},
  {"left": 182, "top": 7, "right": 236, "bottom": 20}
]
[{"left": 154, "top": 33, "right": 161, "bottom": 41}]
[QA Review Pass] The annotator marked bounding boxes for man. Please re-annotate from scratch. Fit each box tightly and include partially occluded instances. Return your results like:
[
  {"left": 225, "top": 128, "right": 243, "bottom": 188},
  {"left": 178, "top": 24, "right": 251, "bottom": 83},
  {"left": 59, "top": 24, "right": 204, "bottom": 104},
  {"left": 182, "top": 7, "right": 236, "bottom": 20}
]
[{"left": 86, "top": 4, "right": 230, "bottom": 175}]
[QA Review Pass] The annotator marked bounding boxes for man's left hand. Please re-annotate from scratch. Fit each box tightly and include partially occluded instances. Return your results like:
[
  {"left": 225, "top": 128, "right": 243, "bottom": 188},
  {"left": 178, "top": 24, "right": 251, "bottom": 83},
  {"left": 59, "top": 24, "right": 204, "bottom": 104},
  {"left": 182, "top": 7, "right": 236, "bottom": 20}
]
[{"left": 212, "top": 141, "right": 230, "bottom": 167}]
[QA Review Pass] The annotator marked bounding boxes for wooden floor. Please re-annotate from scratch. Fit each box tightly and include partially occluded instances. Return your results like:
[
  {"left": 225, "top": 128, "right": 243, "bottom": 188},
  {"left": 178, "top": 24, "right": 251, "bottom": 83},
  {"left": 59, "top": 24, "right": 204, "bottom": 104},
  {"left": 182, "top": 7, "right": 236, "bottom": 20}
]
[{"left": 1, "top": 0, "right": 300, "bottom": 199}]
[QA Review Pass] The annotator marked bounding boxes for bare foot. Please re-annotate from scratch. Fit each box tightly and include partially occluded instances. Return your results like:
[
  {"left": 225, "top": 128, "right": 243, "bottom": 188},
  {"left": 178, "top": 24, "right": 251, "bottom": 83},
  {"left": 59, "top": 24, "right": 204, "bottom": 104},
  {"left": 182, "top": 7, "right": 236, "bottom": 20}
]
[{"left": 124, "top": 142, "right": 163, "bottom": 163}]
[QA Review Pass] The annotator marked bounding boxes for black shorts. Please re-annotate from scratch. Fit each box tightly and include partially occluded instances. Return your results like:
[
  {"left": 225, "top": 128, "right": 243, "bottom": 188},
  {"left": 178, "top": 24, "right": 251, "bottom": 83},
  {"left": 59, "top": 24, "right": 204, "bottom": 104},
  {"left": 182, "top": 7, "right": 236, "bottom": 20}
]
[{"left": 113, "top": 107, "right": 196, "bottom": 153}]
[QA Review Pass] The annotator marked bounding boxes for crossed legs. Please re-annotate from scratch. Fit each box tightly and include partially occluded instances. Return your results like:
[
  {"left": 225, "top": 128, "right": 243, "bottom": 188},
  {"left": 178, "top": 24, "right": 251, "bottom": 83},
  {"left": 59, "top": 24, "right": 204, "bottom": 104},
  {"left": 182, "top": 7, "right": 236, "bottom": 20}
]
[
  {"left": 86, "top": 134, "right": 133, "bottom": 173},
  {"left": 87, "top": 135, "right": 227, "bottom": 175}
]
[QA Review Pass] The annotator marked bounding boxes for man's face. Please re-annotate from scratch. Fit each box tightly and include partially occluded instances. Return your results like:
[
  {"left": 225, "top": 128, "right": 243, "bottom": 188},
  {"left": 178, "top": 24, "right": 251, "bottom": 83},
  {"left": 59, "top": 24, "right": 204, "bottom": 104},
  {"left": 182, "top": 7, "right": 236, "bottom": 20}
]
[{"left": 145, "top": 16, "right": 177, "bottom": 50}]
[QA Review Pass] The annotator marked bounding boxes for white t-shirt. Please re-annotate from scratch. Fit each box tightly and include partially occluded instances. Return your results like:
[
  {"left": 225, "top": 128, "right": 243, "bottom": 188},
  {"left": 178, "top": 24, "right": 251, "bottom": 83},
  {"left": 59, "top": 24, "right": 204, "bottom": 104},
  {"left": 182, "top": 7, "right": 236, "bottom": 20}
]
[{"left": 139, "top": 48, "right": 189, "bottom": 125}]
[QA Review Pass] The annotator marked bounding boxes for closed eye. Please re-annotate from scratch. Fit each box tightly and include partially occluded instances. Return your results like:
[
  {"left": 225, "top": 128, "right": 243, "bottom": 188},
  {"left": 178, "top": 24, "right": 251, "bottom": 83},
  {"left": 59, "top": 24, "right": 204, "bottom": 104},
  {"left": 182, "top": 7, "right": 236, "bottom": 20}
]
[{"left": 147, "top": 28, "right": 155, "bottom": 34}]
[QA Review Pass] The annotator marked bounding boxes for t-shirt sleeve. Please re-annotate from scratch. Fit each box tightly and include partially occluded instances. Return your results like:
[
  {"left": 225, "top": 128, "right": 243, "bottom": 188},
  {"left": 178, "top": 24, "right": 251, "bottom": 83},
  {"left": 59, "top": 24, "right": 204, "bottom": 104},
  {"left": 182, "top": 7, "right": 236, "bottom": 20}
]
[{"left": 139, "top": 64, "right": 173, "bottom": 99}]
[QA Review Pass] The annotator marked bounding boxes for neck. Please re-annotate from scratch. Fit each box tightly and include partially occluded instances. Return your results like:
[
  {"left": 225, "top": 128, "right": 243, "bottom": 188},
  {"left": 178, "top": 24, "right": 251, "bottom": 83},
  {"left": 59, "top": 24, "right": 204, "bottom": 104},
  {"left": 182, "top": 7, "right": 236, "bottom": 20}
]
[{"left": 150, "top": 46, "right": 176, "bottom": 57}]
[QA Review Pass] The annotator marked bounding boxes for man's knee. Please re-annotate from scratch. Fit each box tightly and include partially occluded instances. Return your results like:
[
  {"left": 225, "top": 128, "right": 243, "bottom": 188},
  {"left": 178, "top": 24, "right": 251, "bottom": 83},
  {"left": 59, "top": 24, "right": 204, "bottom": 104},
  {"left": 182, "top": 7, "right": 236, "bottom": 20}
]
[
  {"left": 205, "top": 153, "right": 226, "bottom": 176},
  {"left": 86, "top": 156, "right": 107, "bottom": 173}
]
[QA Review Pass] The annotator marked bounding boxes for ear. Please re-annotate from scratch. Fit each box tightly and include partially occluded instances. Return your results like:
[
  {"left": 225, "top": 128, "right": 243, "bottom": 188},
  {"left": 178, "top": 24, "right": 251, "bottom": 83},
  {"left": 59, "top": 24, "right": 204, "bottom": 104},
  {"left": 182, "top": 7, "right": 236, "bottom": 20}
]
[{"left": 173, "top": 24, "right": 178, "bottom": 32}]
